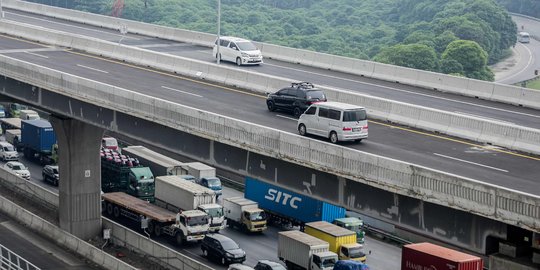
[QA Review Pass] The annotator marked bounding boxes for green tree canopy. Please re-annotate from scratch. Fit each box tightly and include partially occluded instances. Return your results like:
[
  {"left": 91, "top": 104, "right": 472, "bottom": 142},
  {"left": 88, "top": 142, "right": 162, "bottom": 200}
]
[
  {"left": 442, "top": 40, "right": 494, "bottom": 81},
  {"left": 374, "top": 44, "right": 439, "bottom": 71}
]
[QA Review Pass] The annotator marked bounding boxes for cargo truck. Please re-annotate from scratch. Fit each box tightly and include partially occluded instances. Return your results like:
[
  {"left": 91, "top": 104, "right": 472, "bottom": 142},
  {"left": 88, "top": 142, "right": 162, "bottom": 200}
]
[
  {"left": 223, "top": 197, "right": 267, "bottom": 233},
  {"left": 180, "top": 162, "right": 223, "bottom": 197},
  {"left": 155, "top": 175, "right": 226, "bottom": 232},
  {"left": 19, "top": 110, "right": 40, "bottom": 120},
  {"left": 401, "top": 242, "right": 484, "bottom": 270},
  {"left": 101, "top": 148, "right": 155, "bottom": 202},
  {"left": 0, "top": 118, "right": 21, "bottom": 134},
  {"left": 245, "top": 177, "right": 345, "bottom": 228},
  {"left": 102, "top": 192, "right": 210, "bottom": 245},
  {"left": 278, "top": 230, "right": 338, "bottom": 270},
  {"left": 20, "top": 120, "right": 58, "bottom": 165},
  {"left": 122, "top": 145, "right": 183, "bottom": 176},
  {"left": 305, "top": 221, "right": 366, "bottom": 262},
  {"left": 5, "top": 129, "right": 21, "bottom": 151}
]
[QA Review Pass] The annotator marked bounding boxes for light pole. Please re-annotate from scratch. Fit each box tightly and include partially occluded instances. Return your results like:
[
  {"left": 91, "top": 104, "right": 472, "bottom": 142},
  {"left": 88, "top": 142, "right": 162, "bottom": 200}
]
[
  {"left": 216, "top": 0, "right": 221, "bottom": 64},
  {"left": 0, "top": 0, "right": 4, "bottom": 19}
]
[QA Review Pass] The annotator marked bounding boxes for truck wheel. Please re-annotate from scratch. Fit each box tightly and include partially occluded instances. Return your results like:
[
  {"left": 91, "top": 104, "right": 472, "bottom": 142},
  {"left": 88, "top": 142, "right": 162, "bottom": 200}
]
[
  {"left": 154, "top": 223, "right": 162, "bottom": 237},
  {"left": 175, "top": 232, "right": 184, "bottom": 246},
  {"left": 202, "top": 248, "right": 208, "bottom": 257},
  {"left": 241, "top": 224, "right": 248, "bottom": 232},
  {"left": 106, "top": 203, "right": 114, "bottom": 216},
  {"left": 113, "top": 206, "right": 120, "bottom": 218}
]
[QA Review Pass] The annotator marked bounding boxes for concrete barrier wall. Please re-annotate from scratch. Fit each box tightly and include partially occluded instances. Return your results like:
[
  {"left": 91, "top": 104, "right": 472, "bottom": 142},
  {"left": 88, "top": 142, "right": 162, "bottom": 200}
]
[
  {"left": 5, "top": 0, "right": 540, "bottom": 110},
  {"left": 0, "top": 53, "right": 538, "bottom": 232},
  {"left": 2, "top": 20, "right": 540, "bottom": 157}
]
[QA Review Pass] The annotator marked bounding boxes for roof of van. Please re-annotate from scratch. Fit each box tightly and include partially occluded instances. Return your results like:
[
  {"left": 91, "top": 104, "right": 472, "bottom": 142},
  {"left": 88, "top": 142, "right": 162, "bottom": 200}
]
[
  {"left": 313, "top": 101, "right": 365, "bottom": 110},
  {"left": 218, "top": 36, "right": 251, "bottom": 43}
]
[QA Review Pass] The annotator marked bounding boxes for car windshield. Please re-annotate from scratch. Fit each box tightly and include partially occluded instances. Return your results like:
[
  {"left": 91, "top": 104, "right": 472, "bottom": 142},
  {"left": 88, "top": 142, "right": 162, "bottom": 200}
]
[
  {"left": 250, "top": 211, "right": 267, "bottom": 221},
  {"left": 187, "top": 215, "right": 208, "bottom": 226},
  {"left": 348, "top": 247, "right": 366, "bottom": 258},
  {"left": 205, "top": 207, "right": 224, "bottom": 218},
  {"left": 221, "top": 239, "right": 239, "bottom": 250},
  {"left": 270, "top": 264, "right": 286, "bottom": 270},
  {"left": 237, "top": 41, "right": 257, "bottom": 51},
  {"left": 206, "top": 178, "right": 221, "bottom": 187},
  {"left": 343, "top": 110, "right": 367, "bottom": 122},
  {"left": 3, "top": 145, "right": 14, "bottom": 151},
  {"left": 306, "top": 90, "right": 326, "bottom": 100},
  {"left": 12, "top": 165, "right": 25, "bottom": 170}
]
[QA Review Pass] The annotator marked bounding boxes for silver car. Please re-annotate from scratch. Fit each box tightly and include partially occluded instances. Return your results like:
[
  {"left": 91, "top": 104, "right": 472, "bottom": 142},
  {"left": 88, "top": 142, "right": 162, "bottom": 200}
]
[{"left": 4, "top": 161, "right": 30, "bottom": 180}]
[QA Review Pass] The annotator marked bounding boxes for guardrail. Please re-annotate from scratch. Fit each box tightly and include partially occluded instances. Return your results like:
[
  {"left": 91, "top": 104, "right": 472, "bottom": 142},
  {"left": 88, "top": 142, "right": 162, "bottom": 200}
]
[
  {"left": 4, "top": 0, "right": 540, "bottom": 110},
  {"left": 0, "top": 50, "right": 537, "bottom": 232},
  {"left": 1, "top": 21, "right": 540, "bottom": 158},
  {"left": 0, "top": 243, "right": 41, "bottom": 270}
]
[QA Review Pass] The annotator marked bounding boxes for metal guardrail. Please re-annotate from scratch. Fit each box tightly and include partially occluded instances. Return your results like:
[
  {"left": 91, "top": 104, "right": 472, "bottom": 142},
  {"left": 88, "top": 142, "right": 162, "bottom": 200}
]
[{"left": 0, "top": 243, "right": 40, "bottom": 270}]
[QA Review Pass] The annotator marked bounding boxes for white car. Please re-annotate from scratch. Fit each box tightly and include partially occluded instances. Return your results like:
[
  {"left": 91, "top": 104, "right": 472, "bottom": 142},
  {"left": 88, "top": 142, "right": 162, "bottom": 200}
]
[
  {"left": 213, "top": 36, "right": 263, "bottom": 66},
  {"left": 4, "top": 161, "right": 30, "bottom": 180},
  {"left": 0, "top": 141, "right": 18, "bottom": 161}
]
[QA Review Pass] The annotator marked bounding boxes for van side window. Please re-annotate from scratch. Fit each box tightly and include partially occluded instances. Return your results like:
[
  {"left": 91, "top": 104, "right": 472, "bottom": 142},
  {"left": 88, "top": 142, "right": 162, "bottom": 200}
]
[
  {"left": 318, "top": 108, "right": 329, "bottom": 118},
  {"left": 305, "top": 106, "right": 316, "bottom": 115},
  {"left": 220, "top": 39, "right": 230, "bottom": 47},
  {"left": 329, "top": 109, "right": 341, "bottom": 120}
]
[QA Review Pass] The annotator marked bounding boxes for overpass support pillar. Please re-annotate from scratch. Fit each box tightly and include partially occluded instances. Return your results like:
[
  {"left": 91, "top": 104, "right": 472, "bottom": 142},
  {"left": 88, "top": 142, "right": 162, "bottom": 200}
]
[{"left": 51, "top": 116, "right": 104, "bottom": 240}]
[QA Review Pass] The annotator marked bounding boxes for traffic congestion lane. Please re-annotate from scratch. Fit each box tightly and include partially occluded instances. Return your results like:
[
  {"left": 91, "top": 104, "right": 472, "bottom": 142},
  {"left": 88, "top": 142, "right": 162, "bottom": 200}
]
[{"left": 5, "top": 9, "right": 540, "bottom": 131}]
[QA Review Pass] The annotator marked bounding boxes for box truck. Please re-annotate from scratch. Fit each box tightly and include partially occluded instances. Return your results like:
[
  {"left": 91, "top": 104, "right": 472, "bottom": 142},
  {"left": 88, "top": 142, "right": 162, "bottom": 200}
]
[
  {"left": 305, "top": 221, "right": 366, "bottom": 262},
  {"left": 223, "top": 196, "right": 267, "bottom": 233},
  {"left": 122, "top": 145, "right": 183, "bottom": 176},
  {"left": 401, "top": 242, "right": 484, "bottom": 270},
  {"left": 20, "top": 120, "right": 57, "bottom": 165},
  {"left": 155, "top": 175, "right": 225, "bottom": 232},
  {"left": 19, "top": 110, "right": 39, "bottom": 120},
  {"left": 5, "top": 129, "right": 21, "bottom": 151},
  {"left": 181, "top": 162, "right": 223, "bottom": 197},
  {"left": 278, "top": 230, "right": 338, "bottom": 270}
]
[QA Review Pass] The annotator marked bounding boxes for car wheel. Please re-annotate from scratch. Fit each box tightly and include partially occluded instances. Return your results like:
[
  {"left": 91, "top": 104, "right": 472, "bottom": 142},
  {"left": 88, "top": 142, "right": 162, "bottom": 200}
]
[
  {"left": 54, "top": 179, "right": 58, "bottom": 186},
  {"left": 221, "top": 257, "right": 226, "bottom": 265},
  {"left": 236, "top": 57, "right": 242, "bottom": 66},
  {"left": 293, "top": 107, "right": 302, "bottom": 118},
  {"left": 298, "top": 124, "right": 307, "bottom": 136},
  {"left": 329, "top": 131, "right": 338, "bottom": 144},
  {"left": 202, "top": 248, "right": 208, "bottom": 257},
  {"left": 267, "top": 101, "right": 276, "bottom": 112},
  {"left": 355, "top": 139, "right": 363, "bottom": 143}
]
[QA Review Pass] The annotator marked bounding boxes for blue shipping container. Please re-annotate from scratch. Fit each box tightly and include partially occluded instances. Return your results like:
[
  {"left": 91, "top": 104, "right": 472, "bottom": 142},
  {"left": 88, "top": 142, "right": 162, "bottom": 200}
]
[
  {"left": 21, "top": 119, "right": 56, "bottom": 153},
  {"left": 245, "top": 177, "right": 345, "bottom": 224}
]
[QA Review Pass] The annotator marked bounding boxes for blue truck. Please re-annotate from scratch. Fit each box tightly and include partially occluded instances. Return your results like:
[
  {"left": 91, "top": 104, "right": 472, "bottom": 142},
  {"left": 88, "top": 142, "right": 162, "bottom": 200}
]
[
  {"left": 245, "top": 177, "right": 346, "bottom": 228},
  {"left": 20, "top": 119, "right": 58, "bottom": 165}
]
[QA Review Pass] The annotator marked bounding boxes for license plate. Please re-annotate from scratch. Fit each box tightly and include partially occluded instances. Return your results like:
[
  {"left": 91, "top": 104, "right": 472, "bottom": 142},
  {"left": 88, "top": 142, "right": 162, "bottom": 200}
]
[{"left": 353, "top": 128, "right": 361, "bottom": 132}]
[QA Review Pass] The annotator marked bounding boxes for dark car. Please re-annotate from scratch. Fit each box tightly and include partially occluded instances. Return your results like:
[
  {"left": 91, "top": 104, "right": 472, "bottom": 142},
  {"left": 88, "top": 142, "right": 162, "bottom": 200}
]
[
  {"left": 42, "top": 165, "right": 59, "bottom": 186},
  {"left": 332, "top": 260, "right": 370, "bottom": 270},
  {"left": 266, "top": 82, "right": 327, "bottom": 117},
  {"left": 254, "top": 260, "right": 286, "bottom": 270},
  {"left": 201, "top": 234, "right": 246, "bottom": 265}
]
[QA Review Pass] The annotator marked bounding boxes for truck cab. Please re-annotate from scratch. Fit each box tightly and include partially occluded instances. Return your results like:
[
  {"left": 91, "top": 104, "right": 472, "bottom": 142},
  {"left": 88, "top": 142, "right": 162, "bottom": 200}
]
[
  {"left": 170, "top": 210, "right": 210, "bottom": 244},
  {"left": 199, "top": 177, "right": 222, "bottom": 197},
  {"left": 333, "top": 217, "right": 365, "bottom": 244},
  {"left": 339, "top": 243, "right": 367, "bottom": 262},
  {"left": 242, "top": 207, "right": 268, "bottom": 232},
  {"left": 127, "top": 167, "right": 155, "bottom": 202},
  {"left": 312, "top": 251, "right": 339, "bottom": 270},
  {"left": 223, "top": 197, "right": 268, "bottom": 233},
  {"left": 0, "top": 105, "right": 6, "bottom": 118},
  {"left": 197, "top": 203, "right": 226, "bottom": 232},
  {"left": 8, "top": 103, "right": 27, "bottom": 118}
]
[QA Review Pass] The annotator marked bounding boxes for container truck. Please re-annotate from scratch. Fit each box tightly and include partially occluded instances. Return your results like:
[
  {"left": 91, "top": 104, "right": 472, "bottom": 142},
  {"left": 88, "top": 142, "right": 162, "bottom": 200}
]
[
  {"left": 101, "top": 148, "right": 155, "bottom": 202},
  {"left": 180, "top": 162, "right": 223, "bottom": 197},
  {"left": 332, "top": 217, "right": 365, "bottom": 244},
  {"left": 1, "top": 118, "right": 21, "bottom": 134},
  {"left": 102, "top": 192, "right": 210, "bottom": 245},
  {"left": 401, "top": 242, "right": 484, "bottom": 270},
  {"left": 278, "top": 230, "right": 338, "bottom": 270},
  {"left": 223, "top": 196, "right": 267, "bottom": 233},
  {"left": 305, "top": 221, "right": 366, "bottom": 262},
  {"left": 122, "top": 145, "right": 183, "bottom": 176},
  {"left": 245, "top": 177, "right": 345, "bottom": 228},
  {"left": 19, "top": 110, "right": 40, "bottom": 120},
  {"left": 20, "top": 120, "right": 58, "bottom": 165},
  {"left": 155, "top": 175, "right": 225, "bottom": 232},
  {"left": 5, "top": 129, "right": 21, "bottom": 151}
]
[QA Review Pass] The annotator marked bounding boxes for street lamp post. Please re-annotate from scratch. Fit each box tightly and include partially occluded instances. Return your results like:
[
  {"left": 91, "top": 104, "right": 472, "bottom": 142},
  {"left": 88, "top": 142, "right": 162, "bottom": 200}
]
[
  {"left": 216, "top": 0, "right": 221, "bottom": 64},
  {"left": 0, "top": 0, "right": 4, "bottom": 19}
]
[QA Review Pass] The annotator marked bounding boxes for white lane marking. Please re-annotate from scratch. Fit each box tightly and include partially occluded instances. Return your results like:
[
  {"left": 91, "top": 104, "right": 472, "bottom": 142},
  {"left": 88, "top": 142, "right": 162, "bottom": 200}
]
[
  {"left": 275, "top": 114, "right": 297, "bottom": 121},
  {"left": 496, "top": 42, "right": 534, "bottom": 83},
  {"left": 24, "top": 51, "right": 49, "bottom": 58},
  {"left": 261, "top": 63, "right": 540, "bottom": 120},
  {"left": 6, "top": 12, "right": 140, "bottom": 40},
  {"left": 161, "top": 86, "right": 203, "bottom": 97},
  {"left": 433, "top": 153, "right": 509, "bottom": 172},
  {"left": 76, "top": 64, "right": 109, "bottom": 73},
  {"left": 453, "top": 111, "right": 515, "bottom": 125}
]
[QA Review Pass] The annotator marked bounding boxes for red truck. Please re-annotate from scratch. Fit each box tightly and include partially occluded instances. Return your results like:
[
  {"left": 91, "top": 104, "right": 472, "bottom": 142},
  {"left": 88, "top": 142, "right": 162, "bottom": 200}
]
[{"left": 401, "top": 242, "right": 483, "bottom": 270}]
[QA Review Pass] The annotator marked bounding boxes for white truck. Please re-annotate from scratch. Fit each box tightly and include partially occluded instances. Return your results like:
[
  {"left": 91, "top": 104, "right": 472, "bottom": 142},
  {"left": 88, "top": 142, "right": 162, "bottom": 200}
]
[
  {"left": 181, "top": 162, "right": 223, "bottom": 197},
  {"left": 278, "top": 230, "right": 339, "bottom": 270},
  {"left": 5, "top": 129, "right": 21, "bottom": 150},
  {"left": 155, "top": 175, "right": 225, "bottom": 232},
  {"left": 122, "top": 145, "right": 183, "bottom": 176},
  {"left": 19, "top": 110, "right": 40, "bottom": 120},
  {"left": 223, "top": 197, "right": 267, "bottom": 233}
]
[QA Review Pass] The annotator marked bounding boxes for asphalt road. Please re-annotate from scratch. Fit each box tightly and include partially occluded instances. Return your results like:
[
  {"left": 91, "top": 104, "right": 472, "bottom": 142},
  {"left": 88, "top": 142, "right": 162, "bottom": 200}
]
[
  {"left": 0, "top": 141, "right": 402, "bottom": 270},
  {"left": 4, "top": 9, "right": 540, "bottom": 132}
]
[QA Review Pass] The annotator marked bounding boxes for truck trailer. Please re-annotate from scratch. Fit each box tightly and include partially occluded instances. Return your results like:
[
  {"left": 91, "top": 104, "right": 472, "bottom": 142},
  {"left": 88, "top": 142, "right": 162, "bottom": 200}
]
[
  {"left": 155, "top": 175, "right": 225, "bottom": 232},
  {"left": 1, "top": 118, "right": 21, "bottom": 134},
  {"left": 304, "top": 221, "right": 366, "bottom": 262},
  {"left": 20, "top": 119, "right": 57, "bottom": 165},
  {"left": 223, "top": 196, "right": 267, "bottom": 233},
  {"left": 401, "top": 242, "right": 484, "bottom": 270},
  {"left": 102, "top": 192, "right": 209, "bottom": 245},
  {"left": 278, "top": 230, "right": 338, "bottom": 270},
  {"left": 245, "top": 177, "right": 345, "bottom": 227},
  {"left": 122, "top": 145, "right": 183, "bottom": 176},
  {"left": 5, "top": 129, "right": 21, "bottom": 151}
]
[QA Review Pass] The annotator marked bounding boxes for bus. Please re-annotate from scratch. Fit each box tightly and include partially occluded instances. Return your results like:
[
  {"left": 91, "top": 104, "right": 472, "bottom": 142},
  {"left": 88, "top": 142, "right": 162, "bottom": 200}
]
[{"left": 518, "top": 32, "right": 530, "bottom": 43}]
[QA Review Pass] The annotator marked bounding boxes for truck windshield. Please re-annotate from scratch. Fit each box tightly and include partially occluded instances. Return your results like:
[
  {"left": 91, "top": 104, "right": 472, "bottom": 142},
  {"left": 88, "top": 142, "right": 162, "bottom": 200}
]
[
  {"left": 187, "top": 215, "right": 209, "bottom": 226},
  {"left": 205, "top": 207, "right": 224, "bottom": 218},
  {"left": 206, "top": 178, "right": 221, "bottom": 187},
  {"left": 348, "top": 247, "right": 365, "bottom": 259},
  {"left": 345, "top": 224, "right": 361, "bottom": 232},
  {"left": 250, "top": 211, "right": 267, "bottom": 221},
  {"left": 322, "top": 257, "right": 337, "bottom": 268}
]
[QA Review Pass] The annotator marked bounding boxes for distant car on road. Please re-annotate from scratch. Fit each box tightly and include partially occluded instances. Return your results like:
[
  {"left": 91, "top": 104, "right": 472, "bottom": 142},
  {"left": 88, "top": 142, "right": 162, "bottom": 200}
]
[
  {"left": 266, "top": 82, "right": 327, "bottom": 117},
  {"left": 4, "top": 161, "right": 30, "bottom": 180},
  {"left": 201, "top": 234, "right": 246, "bottom": 265},
  {"left": 42, "top": 165, "right": 59, "bottom": 186},
  {"left": 0, "top": 141, "right": 18, "bottom": 161},
  {"left": 213, "top": 36, "right": 263, "bottom": 66},
  {"left": 254, "top": 260, "right": 287, "bottom": 270}
]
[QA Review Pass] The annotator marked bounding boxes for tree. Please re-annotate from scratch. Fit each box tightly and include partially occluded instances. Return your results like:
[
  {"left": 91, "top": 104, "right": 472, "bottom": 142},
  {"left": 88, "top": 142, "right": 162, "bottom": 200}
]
[
  {"left": 442, "top": 40, "right": 493, "bottom": 81},
  {"left": 374, "top": 44, "right": 439, "bottom": 71}
]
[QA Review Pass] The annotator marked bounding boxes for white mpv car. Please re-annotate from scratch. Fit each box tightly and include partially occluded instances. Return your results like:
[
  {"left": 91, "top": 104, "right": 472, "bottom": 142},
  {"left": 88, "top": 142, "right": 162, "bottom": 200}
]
[
  {"left": 212, "top": 36, "right": 263, "bottom": 66},
  {"left": 0, "top": 141, "right": 18, "bottom": 161},
  {"left": 297, "top": 102, "right": 368, "bottom": 143}
]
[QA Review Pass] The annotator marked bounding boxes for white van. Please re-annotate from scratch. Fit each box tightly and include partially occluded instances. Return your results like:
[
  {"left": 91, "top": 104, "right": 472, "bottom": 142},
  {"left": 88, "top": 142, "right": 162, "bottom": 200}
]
[
  {"left": 0, "top": 141, "right": 19, "bottom": 161},
  {"left": 297, "top": 102, "right": 368, "bottom": 143},
  {"left": 212, "top": 36, "right": 263, "bottom": 66}
]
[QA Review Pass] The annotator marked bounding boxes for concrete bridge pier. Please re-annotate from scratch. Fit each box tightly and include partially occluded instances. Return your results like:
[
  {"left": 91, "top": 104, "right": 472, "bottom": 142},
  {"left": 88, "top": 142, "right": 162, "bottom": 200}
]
[{"left": 51, "top": 116, "right": 103, "bottom": 240}]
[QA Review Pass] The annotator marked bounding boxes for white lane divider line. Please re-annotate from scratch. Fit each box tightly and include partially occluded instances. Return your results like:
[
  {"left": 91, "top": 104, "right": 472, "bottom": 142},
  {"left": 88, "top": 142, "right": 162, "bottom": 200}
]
[
  {"left": 161, "top": 86, "right": 203, "bottom": 97},
  {"left": 433, "top": 153, "right": 509, "bottom": 173},
  {"left": 76, "top": 64, "right": 109, "bottom": 74},
  {"left": 275, "top": 114, "right": 297, "bottom": 121},
  {"left": 24, "top": 52, "right": 49, "bottom": 58}
]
